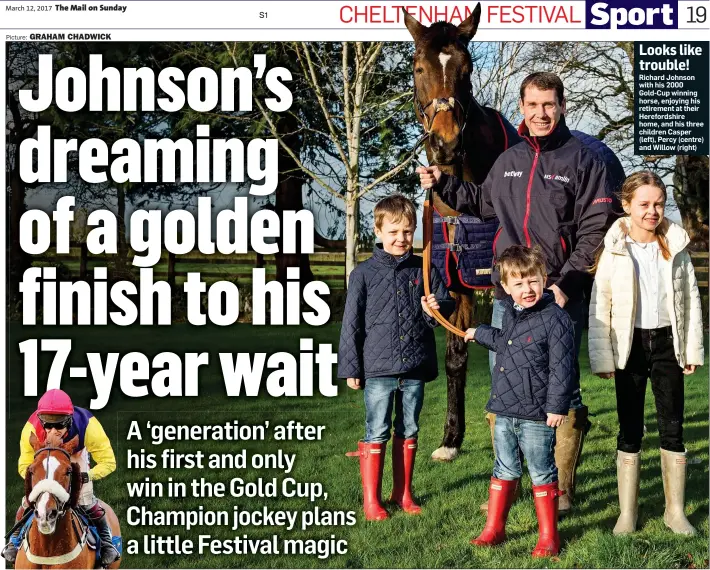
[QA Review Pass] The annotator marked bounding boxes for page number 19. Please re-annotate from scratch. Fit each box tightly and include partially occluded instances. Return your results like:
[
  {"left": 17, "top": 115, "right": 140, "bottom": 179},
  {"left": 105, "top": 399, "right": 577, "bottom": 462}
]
[{"left": 688, "top": 5, "right": 706, "bottom": 23}]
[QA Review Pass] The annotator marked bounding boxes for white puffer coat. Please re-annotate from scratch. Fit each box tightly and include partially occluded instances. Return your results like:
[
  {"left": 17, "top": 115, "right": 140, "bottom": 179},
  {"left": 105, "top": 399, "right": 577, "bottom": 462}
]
[{"left": 588, "top": 217, "right": 705, "bottom": 373}]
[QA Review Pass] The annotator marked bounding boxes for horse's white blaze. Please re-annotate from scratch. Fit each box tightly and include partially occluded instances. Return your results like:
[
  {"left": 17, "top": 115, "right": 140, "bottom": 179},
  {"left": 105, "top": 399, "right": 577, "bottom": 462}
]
[
  {"left": 36, "top": 492, "right": 50, "bottom": 519},
  {"left": 439, "top": 53, "right": 452, "bottom": 86},
  {"left": 43, "top": 455, "right": 60, "bottom": 481}
]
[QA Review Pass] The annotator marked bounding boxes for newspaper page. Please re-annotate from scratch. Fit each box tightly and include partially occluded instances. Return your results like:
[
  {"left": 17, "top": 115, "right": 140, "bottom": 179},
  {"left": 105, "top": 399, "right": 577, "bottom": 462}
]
[{"left": 1, "top": 1, "right": 708, "bottom": 568}]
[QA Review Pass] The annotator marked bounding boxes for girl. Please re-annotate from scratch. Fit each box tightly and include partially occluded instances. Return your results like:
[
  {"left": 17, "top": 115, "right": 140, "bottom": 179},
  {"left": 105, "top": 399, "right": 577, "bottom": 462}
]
[{"left": 589, "top": 171, "right": 704, "bottom": 536}]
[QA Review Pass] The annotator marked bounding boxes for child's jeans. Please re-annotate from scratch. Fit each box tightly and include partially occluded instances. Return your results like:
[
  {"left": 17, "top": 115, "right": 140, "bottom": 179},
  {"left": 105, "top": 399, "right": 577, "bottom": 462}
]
[
  {"left": 615, "top": 326, "right": 685, "bottom": 453},
  {"left": 493, "top": 415, "right": 558, "bottom": 485},
  {"left": 364, "top": 377, "right": 425, "bottom": 443}
]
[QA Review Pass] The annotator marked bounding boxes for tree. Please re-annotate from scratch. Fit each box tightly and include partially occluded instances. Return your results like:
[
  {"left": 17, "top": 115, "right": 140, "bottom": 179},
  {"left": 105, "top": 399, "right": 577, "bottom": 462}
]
[
  {"left": 244, "top": 42, "right": 420, "bottom": 281},
  {"left": 6, "top": 43, "right": 48, "bottom": 303},
  {"left": 522, "top": 41, "right": 708, "bottom": 247}
]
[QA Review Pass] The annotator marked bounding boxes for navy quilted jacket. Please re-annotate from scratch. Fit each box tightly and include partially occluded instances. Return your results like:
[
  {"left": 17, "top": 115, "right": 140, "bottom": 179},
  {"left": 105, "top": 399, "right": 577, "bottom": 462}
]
[
  {"left": 337, "top": 245, "right": 455, "bottom": 382},
  {"left": 436, "top": 116, "right": 618, "bottom": 301},
  {"left": 474, "top": 293, "right": 577, "bottom": 420}
]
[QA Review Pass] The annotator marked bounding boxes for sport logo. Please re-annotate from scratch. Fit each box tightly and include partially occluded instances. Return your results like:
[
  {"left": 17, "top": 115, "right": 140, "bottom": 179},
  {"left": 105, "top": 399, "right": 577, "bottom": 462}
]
[
  {"left": 503, "top": 170, "right": 523, "bottom": 178},
  {"left": 586, "top": 0, "right": 677, "bottom": 29},
  {"left": 544, "top": 173, "right": 570, "bottom": 183}
]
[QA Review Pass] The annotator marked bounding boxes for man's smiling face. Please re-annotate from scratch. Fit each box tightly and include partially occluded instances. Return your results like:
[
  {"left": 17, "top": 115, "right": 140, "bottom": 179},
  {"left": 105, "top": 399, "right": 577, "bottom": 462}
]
[{"left": 519, "top": 86, "right": 566, "bottom": 138}]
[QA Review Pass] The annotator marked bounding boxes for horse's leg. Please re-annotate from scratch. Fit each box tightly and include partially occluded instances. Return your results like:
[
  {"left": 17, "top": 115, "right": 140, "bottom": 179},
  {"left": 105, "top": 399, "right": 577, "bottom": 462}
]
[{"left": 431, "top": 291, "right": 472, "bottom": 462}]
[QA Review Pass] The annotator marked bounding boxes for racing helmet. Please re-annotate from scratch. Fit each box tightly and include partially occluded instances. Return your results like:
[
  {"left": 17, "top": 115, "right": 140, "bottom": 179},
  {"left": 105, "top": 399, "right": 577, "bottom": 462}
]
[{"left": 37, "top": 389, "right": 74, "bottom": 428}]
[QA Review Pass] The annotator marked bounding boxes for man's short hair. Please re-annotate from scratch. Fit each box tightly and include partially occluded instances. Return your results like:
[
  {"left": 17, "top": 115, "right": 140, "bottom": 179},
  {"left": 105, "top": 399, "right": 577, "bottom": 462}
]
[
  {"left": 374, "top": 194, "right": 417, "bottom": 229},
  {"left": 497, "top": 245, "right": 547, "bottom": 283},
  {"left": 519, "top": 72, "right": 565, "bottom": 104}
]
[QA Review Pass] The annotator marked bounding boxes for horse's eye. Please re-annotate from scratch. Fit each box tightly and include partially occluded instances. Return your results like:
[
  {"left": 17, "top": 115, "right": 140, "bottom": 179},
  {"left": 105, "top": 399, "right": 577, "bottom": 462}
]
[{"left": 415, "top": 67, "right": 424, "bottom": 74}]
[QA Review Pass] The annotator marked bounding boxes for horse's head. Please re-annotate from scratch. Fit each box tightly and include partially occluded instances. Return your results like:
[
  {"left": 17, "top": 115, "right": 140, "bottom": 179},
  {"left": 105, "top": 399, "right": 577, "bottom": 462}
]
[
  {"left": 404, "top": 4, "right": 481, "bottom": 166},
  {"left": 26, "top": 433, "right": 81, "bottom": 534}
]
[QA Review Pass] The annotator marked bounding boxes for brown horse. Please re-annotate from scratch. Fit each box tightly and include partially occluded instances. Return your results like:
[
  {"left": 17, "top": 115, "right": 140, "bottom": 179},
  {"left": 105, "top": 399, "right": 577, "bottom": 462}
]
[
  {"left": 404, "top": 5, "right": 521, "bottom": 461},
  {"left": 14, "top": 433, "right": 121, "bottom": 569}
]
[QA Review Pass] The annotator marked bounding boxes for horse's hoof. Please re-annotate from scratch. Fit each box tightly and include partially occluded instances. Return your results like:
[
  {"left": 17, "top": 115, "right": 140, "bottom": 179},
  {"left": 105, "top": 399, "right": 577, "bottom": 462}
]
[{"left": 431, "top": 446, "right": 458, "bottom": 462}]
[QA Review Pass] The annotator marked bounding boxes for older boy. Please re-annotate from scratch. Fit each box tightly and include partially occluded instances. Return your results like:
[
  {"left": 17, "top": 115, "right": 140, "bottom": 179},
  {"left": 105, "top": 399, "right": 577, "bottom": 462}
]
[
  {"left": 464, "top": 246, "right": 576, "bottom": 557},
  {"left": 338, "top": 194, "right": 454, "bottom": 521}
]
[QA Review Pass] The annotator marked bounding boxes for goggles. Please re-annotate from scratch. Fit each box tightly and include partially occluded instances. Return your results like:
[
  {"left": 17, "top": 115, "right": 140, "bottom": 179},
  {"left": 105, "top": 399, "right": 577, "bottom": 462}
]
[{"left": 39, "top": 416, "right": 72, "bottom": 431}]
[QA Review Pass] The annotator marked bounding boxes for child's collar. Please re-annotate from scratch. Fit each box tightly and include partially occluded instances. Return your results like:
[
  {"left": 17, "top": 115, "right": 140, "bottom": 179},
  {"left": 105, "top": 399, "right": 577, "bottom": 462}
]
[{"left": 373, "top": 243, "right": 413, "bottom": 266}]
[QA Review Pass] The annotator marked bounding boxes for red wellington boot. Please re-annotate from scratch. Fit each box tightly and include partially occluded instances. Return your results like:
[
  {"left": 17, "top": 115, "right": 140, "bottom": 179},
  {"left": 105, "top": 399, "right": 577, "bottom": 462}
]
[
  {"left": 358, "top": 441, "right": 388, "bottom": 521},
  {"left": 471, "top": 478, "right": 518, "bottom": 546},
  {"left": 531, "top": 481, "right": 564, "bottom": 558},
  {"left": 389, "top": 437, "right": 422, "bottom": 514}
]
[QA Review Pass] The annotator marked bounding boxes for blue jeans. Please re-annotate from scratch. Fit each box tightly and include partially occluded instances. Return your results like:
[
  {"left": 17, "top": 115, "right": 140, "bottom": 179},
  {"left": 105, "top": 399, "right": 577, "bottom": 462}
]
[
  {"left": 493, "top": 415, "right": 557, "bottom": 485},
  {"left": 488, "top": 297, "right": 584, "bottom": 409},
  {"left": 364, "top": 378, "right": 425, "bottom": 443}
]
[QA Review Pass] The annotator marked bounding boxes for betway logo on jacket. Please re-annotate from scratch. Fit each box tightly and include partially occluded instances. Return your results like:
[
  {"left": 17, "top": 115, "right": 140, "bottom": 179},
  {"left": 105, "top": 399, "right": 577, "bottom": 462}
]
[
  {"left": 544, "top": 173, "right": 570, "bottom": 183},
  {"left": 586, "top": 0, "right": 677, "bottom": 29},
  {"left": 504, "top": 171, "right": 523, "bottom": 178}
]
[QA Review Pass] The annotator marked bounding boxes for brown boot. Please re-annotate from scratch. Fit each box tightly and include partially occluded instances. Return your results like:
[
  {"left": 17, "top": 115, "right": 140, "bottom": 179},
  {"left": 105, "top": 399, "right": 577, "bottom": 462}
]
[
  {"left": 481, "top": 413, "right": 521, "bottom": 512},
  {"left": 555, "top": 405, "right": 590, "bottom": 515}
]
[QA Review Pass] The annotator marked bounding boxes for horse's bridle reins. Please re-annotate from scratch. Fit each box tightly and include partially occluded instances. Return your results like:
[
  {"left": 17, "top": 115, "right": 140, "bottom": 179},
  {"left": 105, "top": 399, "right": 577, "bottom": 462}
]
[
  {"left": 32, "top": 446, "right": 73, "bottom": 516},
  {"left": 20, "top": 445, "right": 90, "bottom": 566},
  {"left": 414, "top": 86, "right": 471, "bottom": 338},
  {"left": 414, "top": 88, "right": 470, "bottom": 151}
]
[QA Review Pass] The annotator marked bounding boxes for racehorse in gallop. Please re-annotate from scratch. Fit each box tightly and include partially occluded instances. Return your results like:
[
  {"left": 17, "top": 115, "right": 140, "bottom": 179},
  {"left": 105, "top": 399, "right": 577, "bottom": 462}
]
[
  {"left": 13, "top": 433, "right": 121, "bottom": 569},
  {"left": 404, "top": 4, "right": 522, "bottom": 461}
]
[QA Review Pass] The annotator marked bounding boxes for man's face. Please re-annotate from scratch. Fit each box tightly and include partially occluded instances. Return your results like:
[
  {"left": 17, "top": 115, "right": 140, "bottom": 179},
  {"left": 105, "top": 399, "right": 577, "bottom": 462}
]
[
  {"left": 40, "top": 415, "right": 71, "bottom": 439},
  {"left": 519, "top": 86, "right": 566, "bottom": 137},
  {"left": 375, "top": 215, "right": 415, "bottom": 257},
  {"left": 501, "top": 271, "right": 545, "bottom": 309}
]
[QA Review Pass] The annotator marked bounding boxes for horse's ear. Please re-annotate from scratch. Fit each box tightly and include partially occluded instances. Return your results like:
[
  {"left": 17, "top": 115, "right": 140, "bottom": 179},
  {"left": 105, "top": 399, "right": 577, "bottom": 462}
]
[
  {"left": 402, "top": 9, "right": 425, "bottom": 42},
  {"left": 30, "top": 432, "right": 42, "bottom": 451},
  {"left": 69, "top": 462, "right": 82, "bottom": 508},
  {"left": 457, "top": 3, "right": 481, "bottom": 44},
  {"left": 24, "top": 468, "right": 33, "bottom": 503},
  {"left": 62, "top": 435, "right": 79, "bottom": 455}
]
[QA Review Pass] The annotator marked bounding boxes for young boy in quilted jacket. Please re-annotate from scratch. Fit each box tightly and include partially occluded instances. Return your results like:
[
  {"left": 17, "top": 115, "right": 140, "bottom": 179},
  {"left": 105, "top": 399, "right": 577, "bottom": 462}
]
[
  {"left": 588, "top": 171, "right": 704, "bottom": 537},
  {"left": 464, "top": 245, "right": 577, "bottom": 557},
  {"left": 338, "top": 194, "right": 454, "bottom": 521}
]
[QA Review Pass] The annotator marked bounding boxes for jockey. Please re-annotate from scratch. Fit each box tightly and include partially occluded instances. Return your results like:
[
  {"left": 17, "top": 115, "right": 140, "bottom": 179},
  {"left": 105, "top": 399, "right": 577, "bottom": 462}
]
[{"left": 2, "top": 389, "right": 120, "bottom": 566}]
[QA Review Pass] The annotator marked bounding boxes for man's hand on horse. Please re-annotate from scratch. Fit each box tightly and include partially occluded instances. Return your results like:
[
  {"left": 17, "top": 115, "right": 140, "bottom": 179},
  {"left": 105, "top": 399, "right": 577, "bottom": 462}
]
[
  {"left": 421, "top": 294, "right": 440, "bottom": 317},
  {"left": 549, "top": 283, "right": 568, "bottom": 308},
  {"left": 347, "top": 378, "right": 362, "bottom": 390},
  {"left": 416, "top": 166, "right": 441, "bottom": 189}
]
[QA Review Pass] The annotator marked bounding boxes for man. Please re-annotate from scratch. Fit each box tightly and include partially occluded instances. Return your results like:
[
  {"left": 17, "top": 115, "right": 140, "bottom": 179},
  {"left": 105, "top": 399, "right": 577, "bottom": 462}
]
[
  {"left": 2, "top": 389, "right": 121, "bottom": 565},
  {"left": 417, "top": 72, "right": 617, "bottom": 514}
]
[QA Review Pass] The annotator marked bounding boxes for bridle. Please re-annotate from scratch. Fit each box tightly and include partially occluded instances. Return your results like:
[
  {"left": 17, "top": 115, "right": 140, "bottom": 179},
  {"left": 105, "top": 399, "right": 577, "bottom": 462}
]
[
  {"left": 413, "top": 84, "right": 472, "bottom": 338},
  {"left": 31, "top": 446, "right": 73, "bottom": 517},
  {"left": 414, "top": 85, "right": 471, "bottom": 149}
]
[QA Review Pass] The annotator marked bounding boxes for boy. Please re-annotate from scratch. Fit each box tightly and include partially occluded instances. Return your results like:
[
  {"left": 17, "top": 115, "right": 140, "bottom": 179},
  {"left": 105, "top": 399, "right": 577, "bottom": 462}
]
[
  {"left": 464, "top": 245, "right": 576, "bottom": 557},
  {"left": 338, "top": 194, "right": 454, "bottom": 521}
]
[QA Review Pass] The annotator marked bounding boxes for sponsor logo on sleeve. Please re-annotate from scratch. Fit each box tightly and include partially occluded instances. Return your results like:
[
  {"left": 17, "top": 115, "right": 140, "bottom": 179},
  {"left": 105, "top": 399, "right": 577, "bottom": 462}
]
[{"left": 543, "top": 173, "right": 570, "bottom": 183}]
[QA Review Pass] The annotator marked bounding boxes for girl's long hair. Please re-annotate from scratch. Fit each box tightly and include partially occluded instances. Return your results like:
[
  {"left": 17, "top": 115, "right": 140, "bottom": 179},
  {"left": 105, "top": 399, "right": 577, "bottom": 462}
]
[
  {"left": 620, "top": 171, "right": 672, "bottom": 261},
  {"left": 590, "top": 170, "right": 671, "bottom": 273}
]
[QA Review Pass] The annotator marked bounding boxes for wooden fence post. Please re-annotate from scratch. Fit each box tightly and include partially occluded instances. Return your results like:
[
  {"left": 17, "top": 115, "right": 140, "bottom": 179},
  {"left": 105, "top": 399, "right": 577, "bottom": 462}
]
[
  {"left": 80, "top": 242, "right": 88, "bottom": 279},
  {"left": 167, "top": 252, "right": 176, "bottom": 288}
]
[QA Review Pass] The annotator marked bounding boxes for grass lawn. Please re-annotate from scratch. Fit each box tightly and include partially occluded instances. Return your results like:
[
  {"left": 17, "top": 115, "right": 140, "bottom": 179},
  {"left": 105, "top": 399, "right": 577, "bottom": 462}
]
[{"left": 5, "top": 322, "right": 708, "bottom": 568}]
